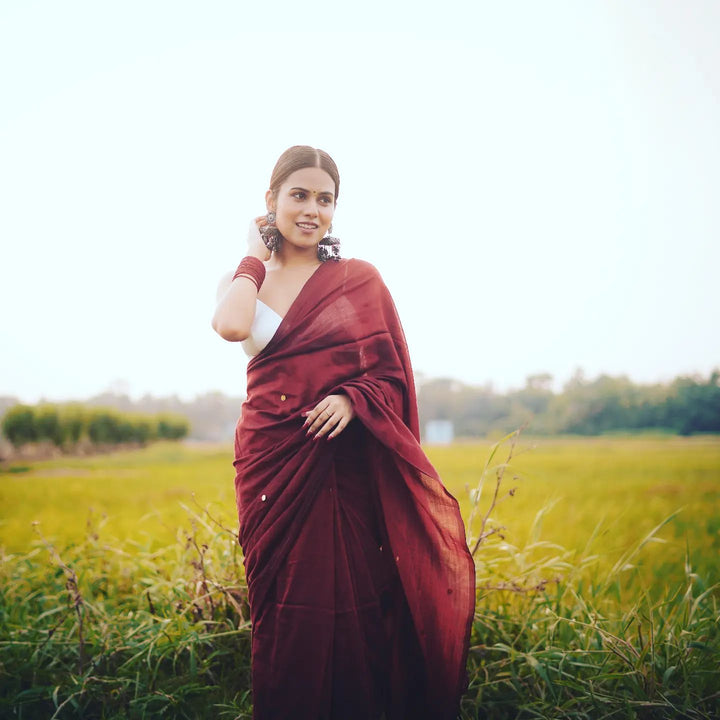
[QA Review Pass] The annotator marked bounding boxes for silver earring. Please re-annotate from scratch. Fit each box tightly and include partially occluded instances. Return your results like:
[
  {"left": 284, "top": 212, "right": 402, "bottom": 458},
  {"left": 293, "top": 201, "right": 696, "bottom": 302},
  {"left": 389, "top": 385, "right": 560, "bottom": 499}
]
[
  {"left": 260, "top": 211, "right": 281, "bottom": 252},
  {"left": 318, "top": 224, "right": 341, "bottom": 262}
]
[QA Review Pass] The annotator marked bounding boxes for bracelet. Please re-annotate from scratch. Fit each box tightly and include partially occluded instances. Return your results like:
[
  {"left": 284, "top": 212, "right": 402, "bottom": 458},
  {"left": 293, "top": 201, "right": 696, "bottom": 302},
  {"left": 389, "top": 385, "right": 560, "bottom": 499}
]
[{"left": 232, "top": 256, "right": 266, "bottom": 291}]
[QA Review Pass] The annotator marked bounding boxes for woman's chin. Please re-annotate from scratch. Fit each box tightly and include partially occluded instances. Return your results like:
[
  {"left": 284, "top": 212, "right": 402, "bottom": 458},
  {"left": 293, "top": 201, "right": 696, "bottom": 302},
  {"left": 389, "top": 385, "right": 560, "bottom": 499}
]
[{"left": 283, "top": 235, "right": 322, "bottom": 251}]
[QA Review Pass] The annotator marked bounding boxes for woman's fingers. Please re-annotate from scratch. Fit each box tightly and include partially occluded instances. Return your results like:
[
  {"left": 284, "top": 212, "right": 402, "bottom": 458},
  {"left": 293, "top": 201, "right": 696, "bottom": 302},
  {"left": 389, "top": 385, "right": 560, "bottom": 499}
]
[
  {"left": 306, "top": 409, "right": 338, "bottom": 437},
  {"left": 312, "top": 412, "right": 341, "bottom": 440},
  {"left": 303, "top": 403, "right": 332, "bottom": 434},
  {"left": 302, "top": 394, "right": 354, "bottom": 439},
  {"left": 247, "top": 217, "right": 271, "bottom": 261},
  {"left": 326, "top": 416, "right": 349, "bottom": 440}
]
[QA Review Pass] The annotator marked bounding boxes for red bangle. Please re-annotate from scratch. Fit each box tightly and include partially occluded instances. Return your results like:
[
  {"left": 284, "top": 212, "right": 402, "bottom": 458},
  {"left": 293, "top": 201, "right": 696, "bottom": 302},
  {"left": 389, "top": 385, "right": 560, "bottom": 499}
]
[{"left": 233, "top": 256, "right": 266, "bottom": 291}]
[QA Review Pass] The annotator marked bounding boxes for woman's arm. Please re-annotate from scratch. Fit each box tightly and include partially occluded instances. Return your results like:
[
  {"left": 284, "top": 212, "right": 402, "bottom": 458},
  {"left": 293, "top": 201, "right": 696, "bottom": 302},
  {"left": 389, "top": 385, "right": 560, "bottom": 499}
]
[{"left": 211, "top": 218, "right": 270, "bottom": 342}]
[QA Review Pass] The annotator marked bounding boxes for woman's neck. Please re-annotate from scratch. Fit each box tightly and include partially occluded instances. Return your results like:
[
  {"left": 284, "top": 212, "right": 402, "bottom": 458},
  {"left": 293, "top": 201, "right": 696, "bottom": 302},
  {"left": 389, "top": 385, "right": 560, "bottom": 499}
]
[{"left": 268, "top": 244, "right": 321, "bottom": 270}]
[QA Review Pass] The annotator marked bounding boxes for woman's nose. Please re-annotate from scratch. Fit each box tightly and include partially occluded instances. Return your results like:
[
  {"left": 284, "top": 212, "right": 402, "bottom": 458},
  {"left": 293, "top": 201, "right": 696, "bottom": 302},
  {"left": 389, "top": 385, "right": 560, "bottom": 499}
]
[{"left": 303, "top": 199, "right": 319, "bottom": 216}]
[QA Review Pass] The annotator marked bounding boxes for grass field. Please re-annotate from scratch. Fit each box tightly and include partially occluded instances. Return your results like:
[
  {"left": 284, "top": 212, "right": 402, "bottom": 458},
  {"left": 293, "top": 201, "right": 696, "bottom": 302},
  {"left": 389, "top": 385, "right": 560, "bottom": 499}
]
[{"left": 1, "top": 434, "right": 719, "bottom": 718}]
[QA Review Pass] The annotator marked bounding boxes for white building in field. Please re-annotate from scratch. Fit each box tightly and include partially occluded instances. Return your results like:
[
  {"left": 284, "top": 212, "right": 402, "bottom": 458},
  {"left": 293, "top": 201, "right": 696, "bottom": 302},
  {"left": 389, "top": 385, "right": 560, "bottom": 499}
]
[{"left": 424, "top": 419, "right": 454, "bottom": 445}]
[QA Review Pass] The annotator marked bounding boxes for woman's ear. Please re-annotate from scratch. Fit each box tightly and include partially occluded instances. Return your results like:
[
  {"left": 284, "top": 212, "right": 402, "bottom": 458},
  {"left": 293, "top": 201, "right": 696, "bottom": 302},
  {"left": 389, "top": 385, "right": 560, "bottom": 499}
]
[{"left": 265, "top": 189, "right": 275, "bottom": 213}]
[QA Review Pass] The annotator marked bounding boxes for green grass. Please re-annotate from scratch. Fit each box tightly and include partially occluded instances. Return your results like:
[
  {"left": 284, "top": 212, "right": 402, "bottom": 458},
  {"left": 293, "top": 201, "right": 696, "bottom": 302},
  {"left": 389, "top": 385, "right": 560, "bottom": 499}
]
[
  {"left": 1, "top": 435, "right": 719, "bottom": 719},
  {"left": 432, "top": 434, "right": 720, "bottom": 590},
  {"left": 0, "top": 442, "right": 236, "bottom": 554}
]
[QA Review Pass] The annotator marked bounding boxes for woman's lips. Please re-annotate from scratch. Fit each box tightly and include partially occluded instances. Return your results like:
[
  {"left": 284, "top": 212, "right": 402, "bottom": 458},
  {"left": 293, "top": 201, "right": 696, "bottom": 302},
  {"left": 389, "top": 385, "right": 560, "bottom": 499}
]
[{"left": 297, "top": 222, "right": 318, "bottom": 230}]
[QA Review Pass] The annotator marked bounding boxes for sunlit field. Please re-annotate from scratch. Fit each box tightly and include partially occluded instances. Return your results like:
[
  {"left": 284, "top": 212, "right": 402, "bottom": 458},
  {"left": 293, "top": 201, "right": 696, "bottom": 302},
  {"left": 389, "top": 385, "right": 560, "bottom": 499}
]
[{"left": 1, "top": 434, "right": 718, "bottom": 719}]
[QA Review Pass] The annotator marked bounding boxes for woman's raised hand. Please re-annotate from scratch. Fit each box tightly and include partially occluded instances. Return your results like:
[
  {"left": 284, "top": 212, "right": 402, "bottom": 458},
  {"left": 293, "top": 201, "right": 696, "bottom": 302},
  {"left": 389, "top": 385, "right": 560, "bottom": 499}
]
[
  {"left": 302, "top": 394, "right": 355, "bottom": 440},
  {"left": 247, "top": 216, "right": 272, "bottom": 261}
]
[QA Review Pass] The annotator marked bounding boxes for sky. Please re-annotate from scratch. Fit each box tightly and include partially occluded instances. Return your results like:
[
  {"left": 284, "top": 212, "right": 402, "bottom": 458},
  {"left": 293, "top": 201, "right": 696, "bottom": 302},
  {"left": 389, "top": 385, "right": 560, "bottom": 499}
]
[{"left": 1, "top": 0, "right": 719, "bottom": 403}]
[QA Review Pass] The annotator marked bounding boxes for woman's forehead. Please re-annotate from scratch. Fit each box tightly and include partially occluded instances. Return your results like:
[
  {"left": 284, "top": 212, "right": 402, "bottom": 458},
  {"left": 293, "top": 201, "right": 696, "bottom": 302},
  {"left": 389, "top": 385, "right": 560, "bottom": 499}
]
[{"left": 282, "top": 167, "right": 335, "bottom": 194}]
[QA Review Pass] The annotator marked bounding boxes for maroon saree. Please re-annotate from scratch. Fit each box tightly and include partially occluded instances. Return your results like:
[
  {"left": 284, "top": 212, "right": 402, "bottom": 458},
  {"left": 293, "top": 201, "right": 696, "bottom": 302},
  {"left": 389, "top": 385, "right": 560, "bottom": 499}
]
[{"left": 233, "top": 258, "right": 475, "bottom": 719}]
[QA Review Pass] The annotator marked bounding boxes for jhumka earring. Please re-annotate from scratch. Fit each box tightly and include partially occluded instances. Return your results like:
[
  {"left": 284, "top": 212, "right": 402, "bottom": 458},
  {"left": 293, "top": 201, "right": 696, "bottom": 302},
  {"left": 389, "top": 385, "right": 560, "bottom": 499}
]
[
  {"left": 318, "top": 224, "right": 341, "bottom": 262},
  {"left": 260, "top": 211, "right": 282, "bottom": 252}
]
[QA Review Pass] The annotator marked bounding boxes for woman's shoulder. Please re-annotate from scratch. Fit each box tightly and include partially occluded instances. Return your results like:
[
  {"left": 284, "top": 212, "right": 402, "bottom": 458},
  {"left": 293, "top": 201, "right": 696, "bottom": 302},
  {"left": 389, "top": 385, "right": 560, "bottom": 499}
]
[{"left": 339, "top": 257, "right": 383, "bottom": 282}]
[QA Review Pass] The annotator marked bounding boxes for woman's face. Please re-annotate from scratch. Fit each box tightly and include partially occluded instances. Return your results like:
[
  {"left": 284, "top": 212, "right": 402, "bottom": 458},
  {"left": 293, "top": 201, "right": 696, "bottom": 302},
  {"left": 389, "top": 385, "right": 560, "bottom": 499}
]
[{"left": 267, "top": 167, "right": 336, "bottom": 250}]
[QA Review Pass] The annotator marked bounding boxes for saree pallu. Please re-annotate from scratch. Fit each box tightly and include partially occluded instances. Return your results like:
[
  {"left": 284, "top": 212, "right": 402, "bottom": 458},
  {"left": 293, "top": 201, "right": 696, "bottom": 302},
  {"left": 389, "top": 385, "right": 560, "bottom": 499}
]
[{"left": 233, "top": 258, "right": 475, "bottom": 720}]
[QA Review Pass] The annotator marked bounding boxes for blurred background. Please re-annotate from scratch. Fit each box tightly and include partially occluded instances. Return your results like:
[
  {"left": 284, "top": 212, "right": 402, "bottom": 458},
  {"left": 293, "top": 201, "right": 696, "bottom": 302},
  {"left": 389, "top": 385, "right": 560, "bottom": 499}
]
[{"left": 1, "top": 0, "right": 719, "bottom": 441}]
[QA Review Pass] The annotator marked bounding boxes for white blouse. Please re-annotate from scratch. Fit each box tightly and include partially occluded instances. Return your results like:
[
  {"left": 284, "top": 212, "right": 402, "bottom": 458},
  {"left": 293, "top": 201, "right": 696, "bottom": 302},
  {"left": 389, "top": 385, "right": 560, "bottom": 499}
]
[{"left": 241, "top": 300, "right": 283, "bottom": 358}]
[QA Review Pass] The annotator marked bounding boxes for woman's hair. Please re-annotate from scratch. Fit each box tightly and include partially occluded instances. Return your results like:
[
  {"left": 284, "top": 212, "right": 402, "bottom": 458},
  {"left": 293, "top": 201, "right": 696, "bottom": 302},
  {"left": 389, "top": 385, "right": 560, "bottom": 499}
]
[{"left": 269, "top": 146, "right": 340, "bottom": 202}]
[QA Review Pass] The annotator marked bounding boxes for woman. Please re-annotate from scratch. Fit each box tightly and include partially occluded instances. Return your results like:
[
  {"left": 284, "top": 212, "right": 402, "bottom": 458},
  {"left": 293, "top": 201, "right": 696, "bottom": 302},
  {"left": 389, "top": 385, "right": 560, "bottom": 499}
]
[{"left": 212, "top": 146, "right": 475, "bottom": 720}]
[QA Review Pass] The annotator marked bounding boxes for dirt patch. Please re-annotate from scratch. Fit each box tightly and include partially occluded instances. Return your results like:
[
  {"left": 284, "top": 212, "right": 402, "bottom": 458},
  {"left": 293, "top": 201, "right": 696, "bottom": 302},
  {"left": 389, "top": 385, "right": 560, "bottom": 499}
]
[
  {"left": 646, "top": 483, "right": 682, "bottom": 496},
  {"left": 20, "top": 467, "right": 94, "bottom": 477},
  {"left": 23, "top": 467, "right": 144, "bottom": 479}
]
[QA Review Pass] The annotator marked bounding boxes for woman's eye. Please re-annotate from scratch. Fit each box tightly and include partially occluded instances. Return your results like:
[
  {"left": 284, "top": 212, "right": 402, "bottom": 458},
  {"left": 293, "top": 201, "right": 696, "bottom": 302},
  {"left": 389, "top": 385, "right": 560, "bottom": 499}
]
[
  {"left": 292, "top": 192, "right": 306, "bottom": 200},
  {"left": 319, "top": 196, "right": 332, "bottom": 204}
]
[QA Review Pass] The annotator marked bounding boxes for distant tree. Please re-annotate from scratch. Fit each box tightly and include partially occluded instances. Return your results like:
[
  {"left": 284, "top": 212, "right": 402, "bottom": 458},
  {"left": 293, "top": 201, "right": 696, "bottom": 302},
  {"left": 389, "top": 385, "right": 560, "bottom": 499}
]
[
  {"left": 156, "top": 413, "right": 190, "bottom": 440},
  {"left": 58, "top": 404, "right": 86, "bottom": 445},
  {"left": 130, "top": 415, "right": 156, "bottom": 443},
  {"left": 511, "top": 374, "right": 554, "bottom": 416},
  {"left": 35, "top": 404, "right": 64, "bottom": 447},
  {"left": 666, "top": 373, "right": 720, "bottom": 434},
  {"left": 525, "top": 373, "right": 553, "bottom": 392},
  {"left": 1, "top": 405, "right": 37, "bottom": 447},
  {"left": 87, "top": 409, "right": 121, "bottom": 444}
]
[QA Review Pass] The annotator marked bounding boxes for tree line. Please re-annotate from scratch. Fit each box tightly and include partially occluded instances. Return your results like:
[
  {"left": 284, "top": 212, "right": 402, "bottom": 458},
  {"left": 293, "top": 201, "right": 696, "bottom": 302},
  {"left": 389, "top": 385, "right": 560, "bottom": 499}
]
[
  {"left": 0, "top": 390, "right": 242, "bottom": 447},
  {"left": 1, "top": 368, "right": 717, "bottom": 447},
  {"left": 417, "top": 369, "right": 720, "bottom": 437},
  {"left": 1, "top": 403, "right": 189, "bottom": 452}
]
